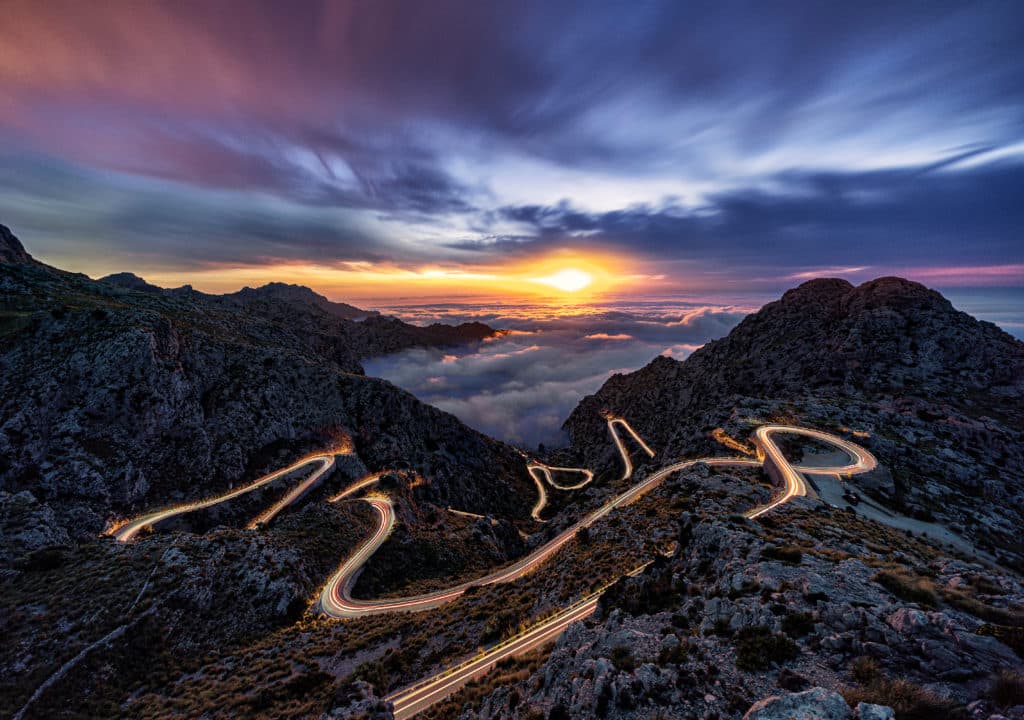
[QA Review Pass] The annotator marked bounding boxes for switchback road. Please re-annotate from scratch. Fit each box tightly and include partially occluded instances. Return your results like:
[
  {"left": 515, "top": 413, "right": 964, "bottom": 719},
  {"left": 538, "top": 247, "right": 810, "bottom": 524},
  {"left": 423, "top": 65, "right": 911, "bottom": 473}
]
[{"left": 110, "top": 418, "right": 876, "bottom": 717}]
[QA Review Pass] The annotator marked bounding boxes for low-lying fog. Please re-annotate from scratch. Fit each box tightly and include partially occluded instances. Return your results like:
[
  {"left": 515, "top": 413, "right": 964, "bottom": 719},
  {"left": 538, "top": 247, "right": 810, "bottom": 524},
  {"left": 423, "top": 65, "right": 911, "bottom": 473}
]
[{"left": 364, "top": 300, "right": 752, "bottom": 448}]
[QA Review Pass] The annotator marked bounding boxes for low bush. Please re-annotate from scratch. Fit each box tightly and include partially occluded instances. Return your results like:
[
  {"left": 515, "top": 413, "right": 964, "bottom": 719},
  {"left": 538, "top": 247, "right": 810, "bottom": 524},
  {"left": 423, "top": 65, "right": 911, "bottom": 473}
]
[
  {"left": 842, "top": 679, "right": 964, "bottom": 720},
  {"left": 990, "top": 669, "right": 1024, "bottom": 709},
  {"left": 658, "top": 638, "right": 688, "bottom": 665},
  {"left": 734, "top": 625, "right": 799, "bottom": 671},
  {"left": 609, "top": 645, "right": 635, "bottom": 672},
  {"left": 781, "top": 612, "right": 815, "bottom": 638},
  {"left": 760, "top": 545, "right": 803, "bottom": 565},
  {"left": 874, "top": 570, "right": 939, "bottom": 607},
  {"left": 850, "top": 656, "right": 880, "bottom": 684},
  {"left": 17, "top": 545, "right": 65, "bottom": 571}
]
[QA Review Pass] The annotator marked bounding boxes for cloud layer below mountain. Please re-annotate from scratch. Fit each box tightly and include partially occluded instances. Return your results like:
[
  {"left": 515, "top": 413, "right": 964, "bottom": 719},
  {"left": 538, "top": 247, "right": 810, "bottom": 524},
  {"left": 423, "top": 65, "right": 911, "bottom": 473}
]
[{"left": 364, "top": 301, "right": 750, "bottom": 447}]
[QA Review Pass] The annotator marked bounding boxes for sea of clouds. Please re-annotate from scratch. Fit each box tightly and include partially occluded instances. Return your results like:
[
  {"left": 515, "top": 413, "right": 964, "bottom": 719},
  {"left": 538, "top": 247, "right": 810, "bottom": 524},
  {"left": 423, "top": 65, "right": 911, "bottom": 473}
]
[{"left": 363, "top": 300, "right": 755, "bottom": 448}]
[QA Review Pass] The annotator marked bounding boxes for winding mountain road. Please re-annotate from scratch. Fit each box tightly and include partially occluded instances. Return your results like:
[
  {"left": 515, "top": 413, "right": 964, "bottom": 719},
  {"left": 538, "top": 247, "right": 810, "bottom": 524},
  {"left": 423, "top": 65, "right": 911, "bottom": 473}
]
[
  {"left": 110, "top": 454, "right": 337, "bottom": 541},
  {"left": 110, "top": 417, "right": 876, "bottom": 718}
]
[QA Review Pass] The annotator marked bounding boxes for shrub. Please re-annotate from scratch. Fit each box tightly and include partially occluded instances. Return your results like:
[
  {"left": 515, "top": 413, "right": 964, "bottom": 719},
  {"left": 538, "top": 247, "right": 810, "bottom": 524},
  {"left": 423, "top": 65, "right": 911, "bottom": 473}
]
[
  {"left": 658, "top": 638, "right": 688, "bottom": 665},
  {"left": 781, "top": 612, "right": 815, "bottom": 638},
  {"left": 850, "top": 656, "right": 880, "bottom": 684},
  {"left": 711, "top": 618, "right": 734, "bottom": 637},
  {"left": 760, "top": 545, "right": 803, "bottom": 565},
  {"left": 609, "top": 646, "right": 635, "bottom": 672},
  {"left": 874, "top": 570, "right": 938, "bottom": 607},
  {"left": 976, "top": 623, "right": 1024, "bottom": 657},
  {"left": 734, "top": 625, "right": 799, "bottom": 671},
  {"left": 990, "top": 669, "right": 1024, "bottom": 709},
  {"left": 548, "top": 703, "right": 571, "bottom": 720},
  {"left": 842, "top": 679, "right": 964, "bottom": 720},
  {"left": 17, "top": 546, "right": 65, "bottom": 571},
  {"left": 943, "top": 590, "right": 1024, "bottom": 626}
]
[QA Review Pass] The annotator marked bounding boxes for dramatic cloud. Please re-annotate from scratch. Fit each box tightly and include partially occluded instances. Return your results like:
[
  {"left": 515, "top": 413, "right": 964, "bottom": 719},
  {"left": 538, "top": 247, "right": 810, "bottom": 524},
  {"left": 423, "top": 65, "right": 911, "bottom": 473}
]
[
  {"left": 0, "top": 1, "right": 1021, "bottom": 287},
  {"left": 364, "top": 302, "right": 750, "bottom": 447},
  {"left": 466, "top": 157, "right": 1024, "bottom": 286}
]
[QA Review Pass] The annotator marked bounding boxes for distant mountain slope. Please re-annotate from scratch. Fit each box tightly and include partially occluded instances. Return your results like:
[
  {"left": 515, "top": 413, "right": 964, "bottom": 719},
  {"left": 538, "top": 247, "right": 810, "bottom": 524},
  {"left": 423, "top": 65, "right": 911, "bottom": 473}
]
[
  {"left": 566, "top": 277, "right": 1024, "bottom": 563},
  {"left": 0, "top": 223, "right": 528, "bottom": 536},
  {"left": 97, "top": 271, "right": 494, "bottom": 372}
]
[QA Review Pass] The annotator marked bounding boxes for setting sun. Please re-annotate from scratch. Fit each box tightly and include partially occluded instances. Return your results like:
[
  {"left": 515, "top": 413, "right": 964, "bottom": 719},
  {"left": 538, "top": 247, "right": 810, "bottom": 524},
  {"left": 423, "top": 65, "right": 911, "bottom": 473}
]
[{"left": 531, "top": 268, "right": 594, "bottom": 293}]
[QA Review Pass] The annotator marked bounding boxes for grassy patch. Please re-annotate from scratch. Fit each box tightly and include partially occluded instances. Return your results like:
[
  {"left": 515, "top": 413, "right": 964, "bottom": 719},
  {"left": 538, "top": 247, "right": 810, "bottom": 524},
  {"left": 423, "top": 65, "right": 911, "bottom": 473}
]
[
  {"left": 842, "top": 679, "right": 964, "bottom": 720},
  {"left": 760, "top": 545, "right": 803, "bottom": 565},
  {"left": 873, "top": 570, "right": 938, "bottom": 607},
  {"left": 989, "top": 669, "right": 1024, "bottom": 709}
]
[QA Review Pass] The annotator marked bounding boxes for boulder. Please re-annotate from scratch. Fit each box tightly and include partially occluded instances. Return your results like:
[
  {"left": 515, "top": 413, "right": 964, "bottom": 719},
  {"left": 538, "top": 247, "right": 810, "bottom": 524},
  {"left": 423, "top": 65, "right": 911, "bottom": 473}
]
[{"left": 743, "top": 687, "right": 851, "bottom": 720}]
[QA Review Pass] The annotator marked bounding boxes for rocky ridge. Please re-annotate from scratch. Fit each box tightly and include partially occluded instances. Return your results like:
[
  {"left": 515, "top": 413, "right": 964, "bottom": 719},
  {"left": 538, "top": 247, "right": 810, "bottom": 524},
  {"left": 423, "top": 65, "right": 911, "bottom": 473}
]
[{"left": 565, "top": 277, "right": 1024, "bottom": 566}]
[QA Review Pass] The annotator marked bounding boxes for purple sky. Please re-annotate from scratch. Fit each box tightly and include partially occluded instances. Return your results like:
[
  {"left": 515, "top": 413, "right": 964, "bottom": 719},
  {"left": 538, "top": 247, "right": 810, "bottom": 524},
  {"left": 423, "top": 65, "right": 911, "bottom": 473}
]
[{"left": 1, "top": 1, "right": 1022, "bottom": 297}]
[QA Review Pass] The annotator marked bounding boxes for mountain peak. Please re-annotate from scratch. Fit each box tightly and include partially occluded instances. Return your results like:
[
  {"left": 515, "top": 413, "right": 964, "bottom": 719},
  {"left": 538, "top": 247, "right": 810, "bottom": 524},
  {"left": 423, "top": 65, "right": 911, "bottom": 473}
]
[
  {"left": 99, "top": 272, "right": 164, "bottom": 293},
  {"left": 0, "top": 224, "right": 32, "bottom": 264},
  {"left": 228, "top": 282, "right": 377, "bottom": 320}
]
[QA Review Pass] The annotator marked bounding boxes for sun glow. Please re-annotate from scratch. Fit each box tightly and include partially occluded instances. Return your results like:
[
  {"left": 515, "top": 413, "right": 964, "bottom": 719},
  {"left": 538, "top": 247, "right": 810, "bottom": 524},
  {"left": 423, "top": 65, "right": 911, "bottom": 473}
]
[
  {"left": 531, "top": 268, "right": 594, "bottom": 293},
  {"left": 139, "top": 249, "right": 654, "bottom": 303}
]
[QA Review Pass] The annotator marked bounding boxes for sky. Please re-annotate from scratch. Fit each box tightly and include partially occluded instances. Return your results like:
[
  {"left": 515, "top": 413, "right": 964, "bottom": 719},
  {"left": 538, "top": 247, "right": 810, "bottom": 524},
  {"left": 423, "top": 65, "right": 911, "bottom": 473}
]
[{"left": 1, "top": 0, "right": 1023, "bottom": 302}]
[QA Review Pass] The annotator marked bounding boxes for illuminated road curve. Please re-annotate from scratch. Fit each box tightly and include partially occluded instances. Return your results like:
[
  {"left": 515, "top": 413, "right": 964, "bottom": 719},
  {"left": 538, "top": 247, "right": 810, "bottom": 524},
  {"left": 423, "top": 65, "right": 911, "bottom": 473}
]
[
  {"left": 110, "top": 419, "right": 875, "bottom": 716},
  {"left": 110, "top": 454, "right": 337, "bottom": 541},
  {"left": 316, "top": 422, "right": 875, "bottom": 619},
  {"left": 524, "top": 416, "right": 652, "bottom": 522},
  {"left": 374, "top": 424, "right": 876, "bottom": 716}
]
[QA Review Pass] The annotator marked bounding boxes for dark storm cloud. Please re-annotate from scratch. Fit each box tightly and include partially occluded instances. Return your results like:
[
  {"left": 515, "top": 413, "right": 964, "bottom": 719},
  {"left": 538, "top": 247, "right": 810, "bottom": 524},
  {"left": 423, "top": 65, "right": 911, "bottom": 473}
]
[
  {"left": 0, "top": 0, "right": 1022, "bottom": 276},
  {"left": 0, "top": 153, "right": 391, "bottom": 269},
  {"left": 464, "top": 155, "right": 1024, "bottom": 272}
]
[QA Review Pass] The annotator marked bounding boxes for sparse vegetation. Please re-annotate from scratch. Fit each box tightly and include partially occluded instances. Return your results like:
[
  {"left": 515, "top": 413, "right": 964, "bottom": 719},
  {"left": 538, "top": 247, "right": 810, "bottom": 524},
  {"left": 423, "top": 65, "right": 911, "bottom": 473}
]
[
  {"left": 760, "top": 545, "right": 803, "bottom": 565},
  {"left": 874, "top": 569, "right": 939, "bottom": 607},
  {"left": 609, "top": 645, "right": 635, "bottom": 672},
  {"left": 989, "top": 669, "right": 1024, "bottom": 709},
  {"left": 850, "top": 656, "right": 880, "bottom": 684},
  {"left": 781, "top": 611, "right": 815, "bottom": 638},
  {"left": 734, "top": 625, "right": 799, "bottom": 671},
  {"left": 842, "top": 678, "right": 965, "bottom": 720}
]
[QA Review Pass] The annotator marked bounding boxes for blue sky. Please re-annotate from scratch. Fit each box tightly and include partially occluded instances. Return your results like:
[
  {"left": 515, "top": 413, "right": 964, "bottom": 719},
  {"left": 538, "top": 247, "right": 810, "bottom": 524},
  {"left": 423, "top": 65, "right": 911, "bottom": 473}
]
[{"left": 0, "top": 0, "right": 1022, "bottom": 297}]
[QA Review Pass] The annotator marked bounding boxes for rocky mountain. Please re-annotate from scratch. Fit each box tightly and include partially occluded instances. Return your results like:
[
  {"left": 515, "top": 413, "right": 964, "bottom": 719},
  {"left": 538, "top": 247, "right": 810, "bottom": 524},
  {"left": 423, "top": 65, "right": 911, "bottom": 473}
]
[
  {"left": 97, "top": 270, "right": 494, "bottom": 373},
  {"left": 2, "top": 236, "right": 1022, "bottom": 720},
  {"left": 0, "top": 223, "right": 528, "bottom": 540},
  {"left": 566, "top": 277, "right": 1024, "bottom": 567},
  {"left": 0, "top": 224, "right": 32, "bottom": 264}
]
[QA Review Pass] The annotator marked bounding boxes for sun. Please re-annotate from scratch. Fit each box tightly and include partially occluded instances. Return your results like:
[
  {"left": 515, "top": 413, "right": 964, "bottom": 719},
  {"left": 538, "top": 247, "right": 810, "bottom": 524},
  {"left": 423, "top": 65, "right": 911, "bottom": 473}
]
[{"left": 532, "top": 268, "right": 594, "bottom": 293}]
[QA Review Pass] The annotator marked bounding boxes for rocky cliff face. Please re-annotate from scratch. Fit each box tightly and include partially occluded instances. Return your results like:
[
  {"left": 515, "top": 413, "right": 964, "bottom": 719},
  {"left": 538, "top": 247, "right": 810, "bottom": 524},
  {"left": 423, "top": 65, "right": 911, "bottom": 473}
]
[
  {"left": 0, "top": 224, "right": 528, "bottom": 538},
  {"left": 565, "top": 277, "right": 1024, "bottom": 565}
]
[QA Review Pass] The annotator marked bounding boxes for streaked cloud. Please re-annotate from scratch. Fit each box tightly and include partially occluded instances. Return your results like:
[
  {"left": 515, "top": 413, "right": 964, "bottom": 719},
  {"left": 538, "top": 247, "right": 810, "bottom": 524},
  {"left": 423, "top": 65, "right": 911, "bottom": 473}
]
[{"left": 0, "top": 1, "right": 1021, "bottom": 292}]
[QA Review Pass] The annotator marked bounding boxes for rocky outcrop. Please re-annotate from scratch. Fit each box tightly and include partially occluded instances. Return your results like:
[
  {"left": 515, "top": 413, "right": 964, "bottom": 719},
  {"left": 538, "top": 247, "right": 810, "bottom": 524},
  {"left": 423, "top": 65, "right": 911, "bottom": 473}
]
[
  {"left": 99, "top": 267, "right": 495, "bottom": 373},
  {"left": 224, "top": 281, "right": 377, "bottom": 320},
  {"left": 99, "top": 272, "right": 164, "bottom": 293},
  {"left": 0, "top": 224, "right": 31, "bottom": 264},
  {"left": 565, "top": 276, "right": 1024, "bottom": 564},
  {"left": 743, "top": 687, "right": 857, "bottom": 720}
]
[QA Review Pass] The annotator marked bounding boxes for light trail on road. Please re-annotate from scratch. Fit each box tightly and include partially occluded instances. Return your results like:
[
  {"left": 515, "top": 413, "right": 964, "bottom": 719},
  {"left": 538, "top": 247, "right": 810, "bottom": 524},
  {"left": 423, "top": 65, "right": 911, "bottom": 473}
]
[
  {"left": 109, "top": 454, "right": 337, "bottom": 541},
  {"left": 109, "top": 417, "right": 876, "bottom": 717}
]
